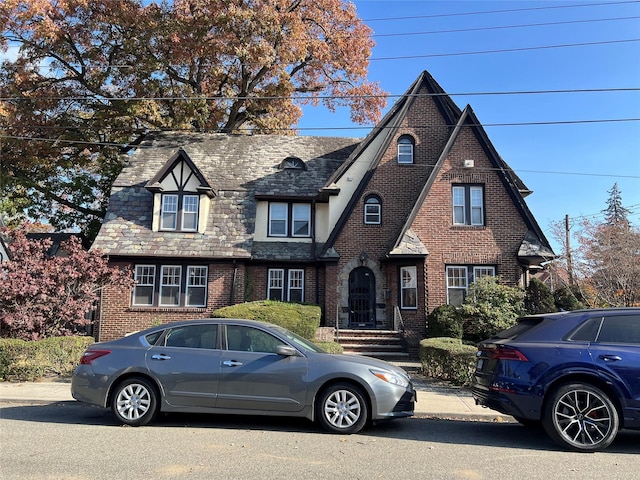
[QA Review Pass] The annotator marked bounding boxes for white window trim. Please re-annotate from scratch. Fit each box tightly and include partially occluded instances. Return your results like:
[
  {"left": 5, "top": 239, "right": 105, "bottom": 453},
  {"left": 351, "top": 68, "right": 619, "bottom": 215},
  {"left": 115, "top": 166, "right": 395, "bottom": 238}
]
[
  {"left": 452, "top": 185, "right": 484, "bottom": 226},
  {"left": 287, "top": 269, "right": 304, "bottom": 302},
  {"left": 160, "top": 265, "right": 182, "bottom": 306},
  {"left": 133, "top": 265, "right": 156, "bottom": 306},
  {"left": 181, "top": 194, "right": 200, "bottom": 232},
  {"left": 161, "top": 194, "right": 178, "bottom": 230},
  {"left": 269, "top": 203, "right": 288, "bottom": 237},
  {"left": 268, "top": 269, "right": 285, "bottom": 300},
  {"left": 292, "top": 204, "right": 311, "bottom": 237},
  {"left": 186, "top": 266, "right": 208, "bottom": 307},
  {"left": 400, "top": 266, "right": 418, "bottom": 310},
  {"left": 397, "top": 137, "right": 414, "bottom": 164},
  {"left": 364, "top": 197, "right": 381, "bottom": 225}
]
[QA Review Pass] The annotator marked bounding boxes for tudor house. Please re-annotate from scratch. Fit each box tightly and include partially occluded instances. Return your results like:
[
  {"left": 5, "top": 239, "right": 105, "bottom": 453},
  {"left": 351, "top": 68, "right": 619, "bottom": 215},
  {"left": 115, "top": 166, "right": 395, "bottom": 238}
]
[{"left": 91, "top": 70, "right": 554, "bottom": 353}]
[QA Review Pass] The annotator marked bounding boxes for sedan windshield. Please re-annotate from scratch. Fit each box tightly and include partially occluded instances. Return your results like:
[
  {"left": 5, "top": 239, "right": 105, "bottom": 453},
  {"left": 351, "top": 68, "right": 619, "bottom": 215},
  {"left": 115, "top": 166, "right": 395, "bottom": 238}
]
[{"left": 271, "top": 325, "right": 327, "bottom": 353}]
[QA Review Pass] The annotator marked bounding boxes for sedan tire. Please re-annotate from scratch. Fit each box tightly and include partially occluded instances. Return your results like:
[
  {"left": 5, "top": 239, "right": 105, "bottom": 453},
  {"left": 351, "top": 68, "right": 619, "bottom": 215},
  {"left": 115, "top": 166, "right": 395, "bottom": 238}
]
[
  {"left": 111, "top": 377, "right": 158, "bottom": 427},
  {"left": 542, "top": 383, "right": 619, "bottom": 452},
  {"left": 316, "top": 383, "right": 368, "bottom": 434}
]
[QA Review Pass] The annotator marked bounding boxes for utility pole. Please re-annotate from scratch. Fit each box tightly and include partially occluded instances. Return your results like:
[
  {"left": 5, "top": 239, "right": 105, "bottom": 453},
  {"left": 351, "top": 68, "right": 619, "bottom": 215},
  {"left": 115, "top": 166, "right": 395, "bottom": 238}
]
[{"left": 565, "top": 214, "right": 574, "bottom": 285}]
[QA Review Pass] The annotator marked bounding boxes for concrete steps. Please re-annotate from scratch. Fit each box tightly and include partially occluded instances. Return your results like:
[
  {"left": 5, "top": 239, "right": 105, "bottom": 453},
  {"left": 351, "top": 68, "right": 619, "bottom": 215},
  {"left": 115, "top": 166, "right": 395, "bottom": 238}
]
[{"left": 336, "top": 329, "right": 410, "bottom": 360}]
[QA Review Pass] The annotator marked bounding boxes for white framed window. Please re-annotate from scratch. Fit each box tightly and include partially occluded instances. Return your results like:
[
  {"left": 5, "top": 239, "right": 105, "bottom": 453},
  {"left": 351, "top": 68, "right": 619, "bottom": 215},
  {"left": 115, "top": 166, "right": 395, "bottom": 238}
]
[
  {"left": 292, "top": 204, "right": 311, "bottom": 237},
  {"left": 268, "top": 269, "right": 284, "bottom": 300},
  {"left": 186, "top": 266, "right": 208, "bottom": 307},
  {"left": 400, "top": 266, "right": 417, "bottom": 309},
  {"left": 269, "top": 203, "right": 288, "bottom": 236},
  {"left": 288, "top": 269, "right": 304, "bottom": 302},
  {"left": 447, "top": 265, "right": 496, "bottom": 306},
  {"left": 267, "top": 268, "right": 305, "bottom": 302},
  {"left": 364, "top": 195, "right": 381, "bottom": 224},
  {"left": 160, "top": 266, "right": 182, "bottom": 306},
  {"left": 133, "top": 265, "right": 156, "bottom": 306},
  {"left": 269, "top": 202, "right": 311, "bottom": 237},
  {"left": 161, "top": 194, "right": 178, "bottom": 230},
  {"left": 397, "top": 136, "right": 414, "bottom": 164},
  {"left": 452, "top": 185, "right": 484, "bottom": 226},
  {"left": 161, "top": 193, "right": 199, "bottom": 231},
  {"left": 182, "top": 195, "right": 199, "bottom": 231}
]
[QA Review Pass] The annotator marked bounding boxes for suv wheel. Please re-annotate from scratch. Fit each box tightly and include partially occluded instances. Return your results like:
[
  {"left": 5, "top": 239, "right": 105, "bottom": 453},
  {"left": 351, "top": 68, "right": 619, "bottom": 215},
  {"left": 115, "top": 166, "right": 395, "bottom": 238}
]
[{"left": 542, "top": 383, "right": 619, "bottom": 452}]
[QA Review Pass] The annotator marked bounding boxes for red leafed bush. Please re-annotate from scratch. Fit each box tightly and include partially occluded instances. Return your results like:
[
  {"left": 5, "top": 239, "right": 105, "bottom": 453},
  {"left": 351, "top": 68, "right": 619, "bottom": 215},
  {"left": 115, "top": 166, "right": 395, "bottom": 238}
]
[{"left": 0, "top": 226, "right": 133, "bottom": 340}]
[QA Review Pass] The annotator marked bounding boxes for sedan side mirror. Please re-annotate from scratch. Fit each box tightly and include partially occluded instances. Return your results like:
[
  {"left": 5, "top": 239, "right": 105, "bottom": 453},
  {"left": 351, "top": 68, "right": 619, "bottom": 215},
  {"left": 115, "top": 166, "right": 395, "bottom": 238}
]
[{"left": 275, "top": 345, "right": 299, "bottom": 357}]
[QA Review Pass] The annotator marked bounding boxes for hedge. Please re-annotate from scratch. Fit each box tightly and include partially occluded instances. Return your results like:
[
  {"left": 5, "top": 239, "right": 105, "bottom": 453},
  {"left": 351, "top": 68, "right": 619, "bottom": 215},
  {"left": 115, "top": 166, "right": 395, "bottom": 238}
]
[
  {"left": 419, "top": 337, "right": 478, "bottom": 386},
  {"left": 0, "top": 336, "right": 94, "bottom": 381},
  {"left": 212, "top": 300, "right": 321, "bottom": 340}
]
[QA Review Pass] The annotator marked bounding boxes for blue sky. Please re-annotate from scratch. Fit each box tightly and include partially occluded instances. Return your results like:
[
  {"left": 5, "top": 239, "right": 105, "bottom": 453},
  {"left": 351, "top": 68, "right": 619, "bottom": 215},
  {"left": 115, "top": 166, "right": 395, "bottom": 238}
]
[{"left": 298, "top": 0, "right": 640, "bottom": 253}]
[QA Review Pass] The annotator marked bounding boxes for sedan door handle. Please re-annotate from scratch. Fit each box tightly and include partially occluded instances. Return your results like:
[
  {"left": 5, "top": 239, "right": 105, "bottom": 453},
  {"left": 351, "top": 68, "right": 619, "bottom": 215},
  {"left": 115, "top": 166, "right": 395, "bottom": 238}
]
[
  {"left": 151, "top": 354, "right": 171, "bottom": 361},
  {"left": 222, "top": 360, "right": 243, "bottom": 367},
  {"left": 599, "top": 355, "right": 622, "bottom": 362}
]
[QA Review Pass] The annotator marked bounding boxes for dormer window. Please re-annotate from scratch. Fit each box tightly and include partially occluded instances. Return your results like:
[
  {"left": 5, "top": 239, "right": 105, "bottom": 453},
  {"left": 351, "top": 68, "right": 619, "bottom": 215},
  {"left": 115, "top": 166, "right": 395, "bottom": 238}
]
[
  {"left": 161, "top": 193, "right": 199, "bottom": 231},
  {"left": 146, "top": 149, "right": 215, "bottom": 233},
  {"left": 279, "top": 156, "right": 306, "bottom": 170},
  {"left": 397, "top": 135, "right": 415, "bottom": 164}
]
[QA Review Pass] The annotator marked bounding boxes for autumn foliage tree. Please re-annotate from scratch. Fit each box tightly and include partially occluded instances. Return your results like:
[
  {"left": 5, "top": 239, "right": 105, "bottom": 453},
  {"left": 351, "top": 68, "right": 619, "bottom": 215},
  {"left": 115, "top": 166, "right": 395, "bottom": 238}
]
[
  {"left": 0, "top": 0, "right": 385, "bottom": 238},
  {"left": 0, "top": 226, "right": 133, "bottom": 340},
  {"left": 550, "top": 183, "right": 640, "bottom": 307}
]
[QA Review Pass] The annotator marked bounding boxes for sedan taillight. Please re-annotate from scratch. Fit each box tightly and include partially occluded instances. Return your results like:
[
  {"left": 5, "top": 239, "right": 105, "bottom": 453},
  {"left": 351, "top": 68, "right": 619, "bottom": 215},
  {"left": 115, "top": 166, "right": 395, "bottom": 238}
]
[
  {"left": 80, "top": 349, "right": 111, "bottom": 365},
  {"left": 488, "top": 347, "right": 529, "bottom": 362}
]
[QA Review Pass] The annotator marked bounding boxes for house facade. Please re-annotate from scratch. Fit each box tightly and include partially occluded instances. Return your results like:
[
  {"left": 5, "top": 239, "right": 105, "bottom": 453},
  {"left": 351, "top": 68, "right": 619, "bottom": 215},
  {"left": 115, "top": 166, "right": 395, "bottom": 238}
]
[{"left": 91, "top": 71, "right": 554, "bottom": 350}]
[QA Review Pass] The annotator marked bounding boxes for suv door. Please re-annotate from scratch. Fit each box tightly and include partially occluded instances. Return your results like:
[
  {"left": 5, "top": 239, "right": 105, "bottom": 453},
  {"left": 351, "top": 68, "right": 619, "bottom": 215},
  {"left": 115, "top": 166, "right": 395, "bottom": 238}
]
[{"left": 589, "top": 314, "right": 640, "bottom": 425}]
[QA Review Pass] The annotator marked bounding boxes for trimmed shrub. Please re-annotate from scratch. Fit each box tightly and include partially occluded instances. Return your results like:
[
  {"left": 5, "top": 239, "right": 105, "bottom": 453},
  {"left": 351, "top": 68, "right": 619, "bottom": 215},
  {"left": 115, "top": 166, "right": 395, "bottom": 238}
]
[
  {"left": 0, "top": 336, "right": 94, "bottom": 381},
  {"left": 212, "top": 300, "right": 321, "bottom": 340},
  {"left": 316, "top": 342, "right": 344, "bottom": 354},
  {"left": 419, "top": 337, "right": 477, "bottom": 386},
  {"left": 427, "top": 304, "right": 463, "bottom": 339}
]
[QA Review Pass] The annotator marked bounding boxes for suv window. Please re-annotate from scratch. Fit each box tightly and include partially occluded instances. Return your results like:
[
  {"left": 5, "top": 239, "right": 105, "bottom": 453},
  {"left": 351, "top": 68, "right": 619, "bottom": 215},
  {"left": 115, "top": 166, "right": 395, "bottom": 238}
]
[
  {"left": 490, "top": 317, "right": 545, "bottom": 340},
  {"left": 596, "top": 315, "right": 640, "bottom": 344},
  {"left": 568, "top": 317, "right": 602, "bottom": 342}
]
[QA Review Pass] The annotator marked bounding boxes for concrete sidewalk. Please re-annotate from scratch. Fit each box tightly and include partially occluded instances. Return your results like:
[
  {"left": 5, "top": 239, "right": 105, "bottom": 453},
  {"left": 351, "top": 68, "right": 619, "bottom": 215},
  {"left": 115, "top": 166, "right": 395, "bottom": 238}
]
[{"left": 0, "top": 375, "right": 510, "bottom": 422}]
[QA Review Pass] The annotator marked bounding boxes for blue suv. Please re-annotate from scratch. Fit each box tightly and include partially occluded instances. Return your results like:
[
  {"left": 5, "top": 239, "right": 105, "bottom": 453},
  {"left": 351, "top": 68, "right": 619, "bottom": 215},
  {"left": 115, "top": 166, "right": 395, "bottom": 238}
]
[{"left": 472, "top": 308, "right": 640, "bottom": 452}]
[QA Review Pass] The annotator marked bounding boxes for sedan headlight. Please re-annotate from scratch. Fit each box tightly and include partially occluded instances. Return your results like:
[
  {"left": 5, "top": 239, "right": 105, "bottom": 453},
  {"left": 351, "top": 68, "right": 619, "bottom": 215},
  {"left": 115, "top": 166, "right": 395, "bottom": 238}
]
[{"left": 369, "top": 368, "right": 409, "bottom": 388}]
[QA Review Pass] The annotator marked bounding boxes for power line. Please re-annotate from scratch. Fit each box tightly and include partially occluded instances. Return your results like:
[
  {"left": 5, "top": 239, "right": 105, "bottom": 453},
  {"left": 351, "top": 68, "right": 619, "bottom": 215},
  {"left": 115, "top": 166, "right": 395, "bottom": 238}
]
[
  {"left": 2, "top": 118, "right": 640, "bottom": 137},
  {"left": 372, "top": 16, "right": 640, "bottom": 38},
  {"left": 361, "top": 1, "right": 640, "bottom": 22},
  {"left": 370, "top": 38, "right": 640, "bottom": 61},
  {"left": 1, "top": 87, "right": 638, "bottom": 103}
]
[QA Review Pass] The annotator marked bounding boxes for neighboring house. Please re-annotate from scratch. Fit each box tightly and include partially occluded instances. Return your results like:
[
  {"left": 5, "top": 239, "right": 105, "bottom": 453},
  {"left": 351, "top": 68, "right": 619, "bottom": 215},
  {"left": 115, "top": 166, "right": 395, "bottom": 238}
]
[{"left": 91, "top": 70, "right": 554, "bottom": 352}]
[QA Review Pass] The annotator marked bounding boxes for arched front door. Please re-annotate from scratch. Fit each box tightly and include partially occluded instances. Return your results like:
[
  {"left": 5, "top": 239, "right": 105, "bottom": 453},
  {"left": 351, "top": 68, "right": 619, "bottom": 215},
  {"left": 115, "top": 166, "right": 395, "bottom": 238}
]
[{"left": 348, "top": 267, "right": 376, "bottom": 328}]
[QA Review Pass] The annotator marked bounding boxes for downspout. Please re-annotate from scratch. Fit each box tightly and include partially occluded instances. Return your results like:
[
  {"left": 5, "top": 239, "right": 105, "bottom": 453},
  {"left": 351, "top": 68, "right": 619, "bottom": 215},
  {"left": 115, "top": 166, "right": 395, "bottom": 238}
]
[
  {"left": 312, "top": 200, "right": 319, "bottom": 305},
  {"left": 230, "top": 260, "right": 237, "bottom": 305}
]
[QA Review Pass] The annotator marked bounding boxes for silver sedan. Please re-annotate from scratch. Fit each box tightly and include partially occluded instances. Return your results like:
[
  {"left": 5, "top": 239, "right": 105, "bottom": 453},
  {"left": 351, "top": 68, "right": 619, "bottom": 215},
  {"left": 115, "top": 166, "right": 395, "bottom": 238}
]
[{"left": 71, "top": 318, "right": 415, "bottom": 434}]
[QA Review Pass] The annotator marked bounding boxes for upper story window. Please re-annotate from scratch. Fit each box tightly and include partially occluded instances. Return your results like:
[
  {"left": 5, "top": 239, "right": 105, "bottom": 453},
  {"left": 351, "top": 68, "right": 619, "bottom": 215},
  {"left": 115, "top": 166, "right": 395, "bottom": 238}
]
[
  {"left": 161, "top": 193, "right": 199, "bottom": 231},
  {"left": 364, "top": 195, "right": 382, "bottom": 225},
  {"left": 452, "top": 185, "right": 484, "bottom": 226},
  {"left": 446, "top": 265, "right": 495, "bottom": 306},
  {"left": 132, "top": 264, "right": 208, "bottom": 308},
  {"left": 397, "top": 135, "right": 415, "bottom": 164},
  {"left": 269, "top": 202, "right": 311, "bottom": 237}
]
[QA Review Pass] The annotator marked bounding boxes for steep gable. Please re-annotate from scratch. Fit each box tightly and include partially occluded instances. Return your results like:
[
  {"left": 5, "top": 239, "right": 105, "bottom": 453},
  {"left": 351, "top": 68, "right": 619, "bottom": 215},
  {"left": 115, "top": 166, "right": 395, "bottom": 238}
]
[{"left": 391, "top": 105, "right": 554, "bottom": 263}]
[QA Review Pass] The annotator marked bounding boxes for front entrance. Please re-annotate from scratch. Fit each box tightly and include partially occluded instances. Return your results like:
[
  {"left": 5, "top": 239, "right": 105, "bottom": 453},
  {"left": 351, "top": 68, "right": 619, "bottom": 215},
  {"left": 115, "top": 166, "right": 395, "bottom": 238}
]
[{"left": 348, "top": 267, "right": 376, "bottom": 328}]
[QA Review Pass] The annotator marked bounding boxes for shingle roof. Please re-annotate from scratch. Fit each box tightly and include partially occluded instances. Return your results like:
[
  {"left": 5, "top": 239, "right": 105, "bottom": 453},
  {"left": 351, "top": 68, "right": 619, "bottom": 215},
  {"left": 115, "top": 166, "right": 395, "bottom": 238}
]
[{"left": 92, "top": 132, "right": 360, "bottom": 259}]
